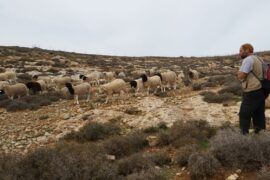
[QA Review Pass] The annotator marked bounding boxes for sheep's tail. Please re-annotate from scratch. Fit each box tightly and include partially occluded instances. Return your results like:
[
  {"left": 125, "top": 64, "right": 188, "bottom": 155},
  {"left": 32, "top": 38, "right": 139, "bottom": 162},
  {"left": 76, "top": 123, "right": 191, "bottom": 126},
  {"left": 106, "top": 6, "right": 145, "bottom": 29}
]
[{"left": 65, "top": 82, "right": 75, "bottom": 95}]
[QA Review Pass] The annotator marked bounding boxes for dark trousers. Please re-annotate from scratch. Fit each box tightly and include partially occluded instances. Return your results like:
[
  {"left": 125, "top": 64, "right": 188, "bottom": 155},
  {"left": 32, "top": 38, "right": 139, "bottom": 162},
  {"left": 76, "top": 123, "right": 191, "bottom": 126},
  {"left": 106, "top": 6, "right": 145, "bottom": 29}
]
[{"left": 239, "top": 89, "right": 266, "bottom": 134}]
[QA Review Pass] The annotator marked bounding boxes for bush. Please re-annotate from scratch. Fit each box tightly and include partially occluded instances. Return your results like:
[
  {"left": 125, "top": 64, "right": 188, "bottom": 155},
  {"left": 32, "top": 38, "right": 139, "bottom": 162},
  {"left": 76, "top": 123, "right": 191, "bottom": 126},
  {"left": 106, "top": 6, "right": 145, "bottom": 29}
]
[
  {"left": 7, "top": 142, "right": 119, "bottom": 179},
  {"left": 218, "top": 82, "right": 242, "bottom": 96},
  {"left": 126, "top": 168, "right": 165, "bottom": 180},
  {"left": 63, "top": 122, "right": 121, "bottom": 142},
  {"left": 167, "top": 120, "right": 216, "bottom": 148},
  {"left": 156, "top": 131, "right": 170, "bottom": 146},
  {"left": 188, "top": 153, "right": 221, "bottom": 180},
  {"left": 200, "top": 91, "right": 235, "bottom": 103},
  {"left": 143, "top": 126, "right": 159, "bottom": 134},
  {"left": 210, "top": 129, "right": 270, "bottom": 170},
  {"left": 192, "top": 83, "right": 202, "bottom": 91},
  {"left": 257, "top": 167, "right": 270, "bottom": 180},
  {"left": 117, "top": 153, "right": 154, "bottom": 176},
  {"left": 146, "top": 151, "right": 171, "bottom": 166},
  {"left": 104, "top": 131, "right": 148, "bottom": 158},
  {"left": 174, "top": 145, "right": 198, "bottom": 167}
]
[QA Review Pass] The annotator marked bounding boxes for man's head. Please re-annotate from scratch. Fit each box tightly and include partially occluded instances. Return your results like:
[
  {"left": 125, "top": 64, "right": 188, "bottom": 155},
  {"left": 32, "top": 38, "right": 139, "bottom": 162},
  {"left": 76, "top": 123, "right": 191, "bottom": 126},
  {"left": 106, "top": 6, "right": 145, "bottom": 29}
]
[{"left": 239, "top": 43, "right": 254, "bottom": 59}]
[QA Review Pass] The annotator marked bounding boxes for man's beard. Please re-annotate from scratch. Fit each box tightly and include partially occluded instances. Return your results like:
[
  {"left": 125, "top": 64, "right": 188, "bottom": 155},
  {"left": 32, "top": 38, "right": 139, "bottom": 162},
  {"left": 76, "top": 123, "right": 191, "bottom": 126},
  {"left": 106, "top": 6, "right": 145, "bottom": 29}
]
[{"left": 241, "top": 54, "right": 248, "bottom": 59}]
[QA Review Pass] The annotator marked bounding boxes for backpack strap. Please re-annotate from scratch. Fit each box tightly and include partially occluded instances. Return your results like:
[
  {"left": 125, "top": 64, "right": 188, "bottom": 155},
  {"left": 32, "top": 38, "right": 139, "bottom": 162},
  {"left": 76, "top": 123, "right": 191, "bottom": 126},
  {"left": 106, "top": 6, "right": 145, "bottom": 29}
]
[{"left": 250, "top": 55, "right": 264, "bottom": 81}]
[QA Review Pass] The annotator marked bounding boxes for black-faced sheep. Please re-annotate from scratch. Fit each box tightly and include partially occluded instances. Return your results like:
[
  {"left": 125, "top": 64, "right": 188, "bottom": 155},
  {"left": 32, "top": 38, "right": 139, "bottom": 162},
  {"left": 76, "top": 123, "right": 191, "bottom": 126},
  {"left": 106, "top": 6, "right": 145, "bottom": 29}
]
[
  {"left": 65, "top": 82, "right": 91, "bottom": 104},
  {"left": 129, "top": 79, "right": 144, "bottom": 95},
  {"left": 140, "top": 74, "right": 163, "bottom": 95},
  {"left": 156, "top": 70, "right": 177, "bottom": 92}
]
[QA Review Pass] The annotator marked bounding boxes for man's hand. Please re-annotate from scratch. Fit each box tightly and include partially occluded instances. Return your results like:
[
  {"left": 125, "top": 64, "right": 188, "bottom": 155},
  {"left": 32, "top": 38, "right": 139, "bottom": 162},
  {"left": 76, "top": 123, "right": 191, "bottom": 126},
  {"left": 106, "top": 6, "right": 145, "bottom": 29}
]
[{"left": 237, "top": 71, "right": 247, "bottom": 80}]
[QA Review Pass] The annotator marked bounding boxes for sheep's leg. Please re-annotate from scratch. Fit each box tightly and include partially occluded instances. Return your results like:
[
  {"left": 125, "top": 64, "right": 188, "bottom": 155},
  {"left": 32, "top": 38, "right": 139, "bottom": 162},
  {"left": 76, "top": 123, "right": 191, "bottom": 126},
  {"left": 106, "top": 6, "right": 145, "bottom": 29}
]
[
  {"left": 105, "top": 95, "right": 110, "bottom": 104},
  {"left": 86, "top": 94, "right": 90, "bottom": 102},
  {"left": 147, "top": 87, "right": 150, "bottom": 95},
  {"left": 173, "top": 83, "right": 177, "bottom": 90},
  {"left": 75, "top": 95, "right": 79, "bottom": 105}
]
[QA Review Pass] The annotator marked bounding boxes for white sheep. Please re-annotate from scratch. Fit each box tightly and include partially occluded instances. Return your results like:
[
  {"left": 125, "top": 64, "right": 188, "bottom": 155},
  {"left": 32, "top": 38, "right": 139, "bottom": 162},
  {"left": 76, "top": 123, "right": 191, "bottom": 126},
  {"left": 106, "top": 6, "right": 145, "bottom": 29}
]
[
  {"left": 5, "top": 71, "right": 17, "bottom": 83},
  {"left": 104, "top": 72, "right": 115, "bottom": 82},
  {"left": 117, "top": 72, "right": 126, "bottom": 79},
  {"left": 188, "top": 69, "right": 199, "bottom": 80},
  {"left": 65, "top": 82, "right": 91, "bottom": 104},
  {"left": 157, "top": 70, "right": 177, "bottom": 92},
  {"left": 177, "top": 71, "right": 185, "bottom": 87},
  {"left": 36, "top": 79, "right": 47, "bottom": 93},
  {"left": 99, "top": 79, "right": 128, "bottom": 103},
  {"left": 140, "top": 74, "right": 163, "bottom": 95},
  {"left": 129, "top": 78, "right": 144, "bottom": 96},
  {"left": 52, "top": 76, "right": 72, "bottom": 91},
  {"left": 80, "top": 71, "right": 103, "bottom": 85},
  {"left": 0, "top": 73, "right": 8, "bottom": 81},
  {"left": 3, "top": 83, "right": 29, "bottom": 100},
  {"left": 0, "top": 81, "right": 9, "bottom": 91},
  {"left": 33, "top": 75, "right": 52, "bottom": 88},
  {"left": 131, "top": 70, "right": 147, "bottom": 78}
]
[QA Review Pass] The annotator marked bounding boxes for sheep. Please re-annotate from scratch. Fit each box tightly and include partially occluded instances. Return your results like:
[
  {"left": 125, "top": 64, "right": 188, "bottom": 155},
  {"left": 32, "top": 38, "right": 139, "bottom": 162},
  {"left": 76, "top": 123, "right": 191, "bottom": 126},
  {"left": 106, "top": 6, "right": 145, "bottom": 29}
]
[
  {"left": 129, "top": 78, "right": 144, "bottom": 95},
  {"left": 188, "top": 69, "right": 199, "bottom": 80},
  {"left": 0, "top": 81, "right": 9, "bottom": 91},
  {"left": 117, "top": 72, "right": 126, "bottom": 79},
  {"left": 33, "top": 75, "right": 52, "bottom": 87},
  {"left": 0, "top": 73, "right": 8, "bottom": 81},
  {"left": 52, "top": 76, "right": 72, "bottom": 91},
  {"left": 140, "top": 74, "right": 163, "bottom": 95},
  {"left": 2, "top": 83, "right": 29, "bottom": 100},
  {"left": 156, "top": 70, "right": 177, "bottom": 92},
  {"left": 131, "top": 70, "right": 147, "bottom": 78},
  {"left": 149, "top": 67, "right": 158, "bottom": 76},
  {"left": 177, "top": 71, "right": 185, "bottom": 87},
  {"left": 99, "top": 79, "right": 128, "bottom": 103},
  {"left": 5, "top": 71, "right": 17, "bottom": 83},
  {"left": 80, "top": 71, "right": 103, "bottom": 86},
  {"left": 65, "top": 82, "right": 91, "bottom": 104},
  {"left": 104, "top": 72, "right": 115, "bottom": 82},
  {"left": 26, "top": 81, "right": 42, "bottom": 94},
  {"left": 36, "top": 79, "right": 47, "bottom": 93}
]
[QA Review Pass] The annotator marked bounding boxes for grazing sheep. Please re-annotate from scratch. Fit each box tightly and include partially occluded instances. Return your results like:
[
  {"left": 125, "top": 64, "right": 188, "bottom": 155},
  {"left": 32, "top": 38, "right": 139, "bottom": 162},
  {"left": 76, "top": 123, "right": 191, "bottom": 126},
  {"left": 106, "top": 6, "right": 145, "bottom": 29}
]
[
  {"left": 177, "top": 71, "right": 185, "bottom": 87},
  {"left": 99, "top": 79, "right": 128, "bottom": 103},
  {"left": 80, "top": 71, "right": 103, "bottom": 86},
  {"left": 3, "top": 83, "right": 29, "bottom": 100},
  {"left": 104, "top": 72, "right": 115, "bottom": 82},
  {"left": 36, "top": 80, "right": 47, "bottom": 92},
  {"left": 140, "top": 74, "right": 163, "bottom": 95},
  {"left": 26, "top": 82, "right": 42, "bottom": 94},
  {"left": 33, "top": 75, "right": 52, "bottom": 87},
  {"left": 131, "top": 70, "right": 147, "bottom": 78},
  {"left": 149, "top": 67, "right": 158, "bottom": 76},
  {"left": 0, "top": 81, "right": 9, "bottom": 91},
  {"left": 117, "top": 72, "right": 126, "bottom": 79},
  {"left": 156, "top": 70, "right": 177, "bottom": 92},
  {"left": 52, "top": 76, "right": 72, "bottom": 91},
  {"left": 129, "top": 79, "right": 144, "bottom": 95},
  {"left": 65, "top": 82, "right": 91, "bottom": 104},
  {"left": 188, "top": 69, "right": 199, "bottom": 80},
  {"left": 5, "top": 71, "right": 17, "bottom": 83},
  {"left": 0, "top": 73, "right": 8, "bottom": 81}
]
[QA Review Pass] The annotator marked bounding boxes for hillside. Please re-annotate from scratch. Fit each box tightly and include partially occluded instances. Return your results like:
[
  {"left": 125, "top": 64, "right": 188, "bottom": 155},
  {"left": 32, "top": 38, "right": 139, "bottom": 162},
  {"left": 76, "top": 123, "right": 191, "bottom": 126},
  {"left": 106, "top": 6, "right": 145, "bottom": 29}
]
[{"left": 1, "top": 46, "right": 270, "bottom": 179}]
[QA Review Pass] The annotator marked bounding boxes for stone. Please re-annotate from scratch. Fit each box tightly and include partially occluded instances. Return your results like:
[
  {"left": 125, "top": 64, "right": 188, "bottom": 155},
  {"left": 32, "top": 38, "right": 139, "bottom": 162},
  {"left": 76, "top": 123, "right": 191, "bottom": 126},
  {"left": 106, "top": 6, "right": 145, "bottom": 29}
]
[
  {"left": 226, "top": 174, "right": 239, "bottom": 180},
  {"left": 106, "top": 155, "right": 116, "bottom": 161},
  {"left": 236, "top": 169, "right": 241, "bottom": 174},
  {"left": 63, "top": 113, "right": 70, "bottom": 120}
]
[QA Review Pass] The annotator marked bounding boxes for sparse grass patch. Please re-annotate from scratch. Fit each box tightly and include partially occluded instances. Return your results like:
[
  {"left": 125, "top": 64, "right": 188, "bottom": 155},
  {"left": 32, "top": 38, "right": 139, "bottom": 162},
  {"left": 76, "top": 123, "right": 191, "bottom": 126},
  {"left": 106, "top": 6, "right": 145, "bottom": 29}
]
[
  {"left": 218, "top": 82, "right": 242, "bottom": 96},
  {"left": 39, "top": 115, "right": 49, "bottom": 120},
  {"left": 124, "top": 107, "right": 143, "bottom": 115},
  {"left": 126, "top": 168, "right": 165, "bottom": 180}
]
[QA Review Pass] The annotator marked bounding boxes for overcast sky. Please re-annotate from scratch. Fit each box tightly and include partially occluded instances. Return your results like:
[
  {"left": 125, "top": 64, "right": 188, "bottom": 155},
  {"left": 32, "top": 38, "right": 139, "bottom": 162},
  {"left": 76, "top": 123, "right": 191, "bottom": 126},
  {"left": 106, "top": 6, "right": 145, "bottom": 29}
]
[{"left": 0, "top": 0, "right": 269, "bottom": 57}]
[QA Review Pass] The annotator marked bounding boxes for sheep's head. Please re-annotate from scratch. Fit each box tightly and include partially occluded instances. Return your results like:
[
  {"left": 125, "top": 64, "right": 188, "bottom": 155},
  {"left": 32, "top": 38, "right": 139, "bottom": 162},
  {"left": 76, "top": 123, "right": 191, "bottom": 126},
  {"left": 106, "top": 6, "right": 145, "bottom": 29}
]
[
  {"left": 130, "top": 80, "right": 137, "bottom": 88},
  {"left": 140, "top": 74, "right": 148, "bottom": 83}
]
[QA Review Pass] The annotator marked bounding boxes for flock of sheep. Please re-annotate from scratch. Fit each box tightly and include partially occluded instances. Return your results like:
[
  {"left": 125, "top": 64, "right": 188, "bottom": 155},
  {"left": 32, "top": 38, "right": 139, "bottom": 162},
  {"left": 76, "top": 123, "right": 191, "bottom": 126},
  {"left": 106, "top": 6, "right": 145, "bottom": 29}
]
[{"left": 0, "top": 68, "right": 200, "bottom": 104}]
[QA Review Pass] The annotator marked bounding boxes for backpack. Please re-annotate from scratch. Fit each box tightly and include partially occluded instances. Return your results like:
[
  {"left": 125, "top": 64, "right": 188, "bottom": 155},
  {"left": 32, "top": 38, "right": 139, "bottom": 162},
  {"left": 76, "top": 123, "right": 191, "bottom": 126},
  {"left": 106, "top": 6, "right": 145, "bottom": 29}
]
[{"left": 251, "top": 57, "right": 270, "bottom": 95}]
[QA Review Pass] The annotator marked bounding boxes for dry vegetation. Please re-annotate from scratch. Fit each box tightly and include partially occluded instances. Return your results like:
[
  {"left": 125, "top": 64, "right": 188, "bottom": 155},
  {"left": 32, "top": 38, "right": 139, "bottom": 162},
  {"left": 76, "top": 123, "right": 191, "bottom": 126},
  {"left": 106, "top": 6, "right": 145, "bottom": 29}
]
[{"left": 1, "top": 46, "right": 270, "bottom": 179}]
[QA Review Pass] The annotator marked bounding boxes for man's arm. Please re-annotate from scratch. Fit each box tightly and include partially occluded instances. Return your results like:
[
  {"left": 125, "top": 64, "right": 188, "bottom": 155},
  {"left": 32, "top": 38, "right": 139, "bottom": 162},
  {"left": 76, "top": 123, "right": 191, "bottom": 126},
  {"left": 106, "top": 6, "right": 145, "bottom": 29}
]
[{"left": 238, "top": 71, "right": 247, "bottom": 80}]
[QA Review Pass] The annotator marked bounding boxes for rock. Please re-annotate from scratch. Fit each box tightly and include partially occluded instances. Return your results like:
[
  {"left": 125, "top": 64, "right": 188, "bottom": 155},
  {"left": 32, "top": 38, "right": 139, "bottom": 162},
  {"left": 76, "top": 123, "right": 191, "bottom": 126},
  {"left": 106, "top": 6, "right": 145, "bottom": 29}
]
[
  {"left": 236, "top": 169, "right": 241, "bottom": 174},
  {"left": 226, "top": 173, "right": 239, "bottom": 180},
  {"left": 63, "top": 113, "right": 70, "bottom": 120},
  {"left": 106, "top": 155, "right": 116, "bottom": 161},
  {"left": 37, "top": 136, "right": 48, "bottom": 143},
  {"left": 181, "top": 167, "right": 186, "bottom": 171},
  {"left": 176, "top": 172, "right": 182, "bottom": 176}
]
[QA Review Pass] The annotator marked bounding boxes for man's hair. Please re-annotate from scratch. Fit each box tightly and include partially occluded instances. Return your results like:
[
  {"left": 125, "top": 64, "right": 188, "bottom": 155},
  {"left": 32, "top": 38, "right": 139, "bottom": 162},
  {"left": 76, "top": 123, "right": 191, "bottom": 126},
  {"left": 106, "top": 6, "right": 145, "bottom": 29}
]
[{"left": 241, "top": 43, "right": 254, "bottom": 53}]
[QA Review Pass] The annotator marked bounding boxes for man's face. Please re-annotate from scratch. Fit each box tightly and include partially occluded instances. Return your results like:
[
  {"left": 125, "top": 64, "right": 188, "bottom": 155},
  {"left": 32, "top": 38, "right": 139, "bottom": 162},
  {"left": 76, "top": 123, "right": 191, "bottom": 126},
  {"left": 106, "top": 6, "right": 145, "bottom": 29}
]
[{"left": 239, "top": 47, "right": 248, "bottom": 59}]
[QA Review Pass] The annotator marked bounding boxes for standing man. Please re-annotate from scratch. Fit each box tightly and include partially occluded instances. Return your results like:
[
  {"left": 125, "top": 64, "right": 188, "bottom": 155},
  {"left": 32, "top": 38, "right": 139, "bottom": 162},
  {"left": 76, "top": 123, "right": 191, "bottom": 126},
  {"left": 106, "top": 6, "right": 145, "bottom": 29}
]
[{"left": 238, "top": 43, "right": 266, "bottom": 134}]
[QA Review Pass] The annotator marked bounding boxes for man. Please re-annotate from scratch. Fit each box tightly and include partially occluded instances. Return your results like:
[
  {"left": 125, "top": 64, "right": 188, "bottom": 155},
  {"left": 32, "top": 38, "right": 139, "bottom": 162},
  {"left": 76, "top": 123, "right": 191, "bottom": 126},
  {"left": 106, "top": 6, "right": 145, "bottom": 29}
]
[{"left": 238, "top": 43, "right": 266, "bottom": 134}]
